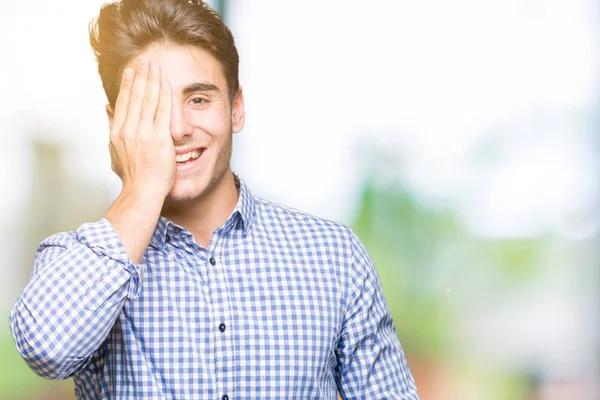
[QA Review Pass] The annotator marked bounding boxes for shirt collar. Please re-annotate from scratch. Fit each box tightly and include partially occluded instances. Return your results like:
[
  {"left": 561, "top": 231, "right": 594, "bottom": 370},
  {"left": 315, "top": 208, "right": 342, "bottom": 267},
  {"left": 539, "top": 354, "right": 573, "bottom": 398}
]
[
  {"left": 150, "top": 216, "right": 171, "bottom": 248},
  {"left": 229, "top": 173, "right": 255, "bottom": 235},
  {"left": 149, "top": 173, "right": 255, "bottom": 248}
]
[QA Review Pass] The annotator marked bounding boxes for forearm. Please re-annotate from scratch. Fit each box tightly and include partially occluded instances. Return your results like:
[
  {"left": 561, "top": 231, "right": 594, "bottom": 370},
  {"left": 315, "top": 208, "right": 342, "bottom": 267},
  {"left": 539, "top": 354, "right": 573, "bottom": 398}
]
[
  {"left": 9, "top": 219, "right": 147, "bottom": 380},
  {"left": 11, "top": 55, "right": 174, "bottom": 379},
  {"left": 104, "top": 188, "right": 164, "bottom": 264}
]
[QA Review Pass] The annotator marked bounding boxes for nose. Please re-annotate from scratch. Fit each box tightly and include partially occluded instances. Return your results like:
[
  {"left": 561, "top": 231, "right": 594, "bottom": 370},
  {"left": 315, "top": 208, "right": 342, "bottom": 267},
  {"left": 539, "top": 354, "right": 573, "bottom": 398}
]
[{"left": 169, "top": 103, "right": 193, "bottom": 141}]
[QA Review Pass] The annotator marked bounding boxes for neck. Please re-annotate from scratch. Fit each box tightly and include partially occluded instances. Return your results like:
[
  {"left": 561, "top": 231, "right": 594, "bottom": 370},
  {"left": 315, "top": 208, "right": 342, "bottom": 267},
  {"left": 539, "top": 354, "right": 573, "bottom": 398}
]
[{"left": 161, "top": 169, "right": 239, "bottom": 248}]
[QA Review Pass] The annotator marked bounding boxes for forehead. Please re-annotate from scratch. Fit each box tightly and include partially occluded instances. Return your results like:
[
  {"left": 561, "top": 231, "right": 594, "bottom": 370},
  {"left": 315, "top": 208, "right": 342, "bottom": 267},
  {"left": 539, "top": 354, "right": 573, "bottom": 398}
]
[{"left": 128, "top": 44, "right": 226, "bottom": 92}]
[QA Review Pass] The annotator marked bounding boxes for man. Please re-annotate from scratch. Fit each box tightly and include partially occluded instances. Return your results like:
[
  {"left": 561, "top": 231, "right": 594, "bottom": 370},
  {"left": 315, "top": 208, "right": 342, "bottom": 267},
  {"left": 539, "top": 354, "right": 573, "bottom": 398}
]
[{"left": 10, "top": 0, "right": 420, "bottom": 398}]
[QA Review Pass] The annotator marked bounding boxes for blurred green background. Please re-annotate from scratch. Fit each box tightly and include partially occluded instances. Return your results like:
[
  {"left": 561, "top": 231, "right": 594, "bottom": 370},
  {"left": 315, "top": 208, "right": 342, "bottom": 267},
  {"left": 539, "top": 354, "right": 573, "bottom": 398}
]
[{"left": 1, "top": 0, "right": 598, "bottom": 399}]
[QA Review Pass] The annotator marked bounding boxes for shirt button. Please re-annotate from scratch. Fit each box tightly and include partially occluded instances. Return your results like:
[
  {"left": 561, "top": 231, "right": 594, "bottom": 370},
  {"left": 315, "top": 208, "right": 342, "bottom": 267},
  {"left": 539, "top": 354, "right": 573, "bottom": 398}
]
[
  {"left": 218, "top": 323, "right": 226, "bottom": 332},
  {"left": 222, "top": 395, "right": 229, "bottom": 400},
  {"left": 173, "top": 226, "right": 181, "bottom": 232},
  {"left": 165, "top": 234, "right": 171, "bottom": 243},
  {"left": 209, "top": 257, "right": 216, "bottom": 266}
]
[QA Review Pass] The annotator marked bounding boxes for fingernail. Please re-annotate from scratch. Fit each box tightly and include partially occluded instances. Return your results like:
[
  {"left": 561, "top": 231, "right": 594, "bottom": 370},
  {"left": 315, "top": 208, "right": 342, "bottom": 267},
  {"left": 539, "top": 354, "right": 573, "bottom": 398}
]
[
  {"left": 123, "top": 68, "right": 134, "bottom": 79},
  {"left": 151, "top": 60, "right": 159, "bottom": 68},
  {"left": 138, "top": 57, "right": 149, "bottom": 67}
]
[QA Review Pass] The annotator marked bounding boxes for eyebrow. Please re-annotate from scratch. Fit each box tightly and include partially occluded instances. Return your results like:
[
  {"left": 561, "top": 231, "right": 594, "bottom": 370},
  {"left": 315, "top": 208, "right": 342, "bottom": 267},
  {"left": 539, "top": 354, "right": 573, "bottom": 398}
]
[{"left": 182, "top": 82, "right": 220, "bottom": 96}]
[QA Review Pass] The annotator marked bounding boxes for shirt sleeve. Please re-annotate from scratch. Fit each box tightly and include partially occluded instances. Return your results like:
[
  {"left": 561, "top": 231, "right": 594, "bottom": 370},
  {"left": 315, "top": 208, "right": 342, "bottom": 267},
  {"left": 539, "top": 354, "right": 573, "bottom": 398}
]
[
  {"left": 9, "top": 218, "right": 145, "bottom": 380},
  {"left": 335, "top": 230, "right": 420, "bottom": 399}
]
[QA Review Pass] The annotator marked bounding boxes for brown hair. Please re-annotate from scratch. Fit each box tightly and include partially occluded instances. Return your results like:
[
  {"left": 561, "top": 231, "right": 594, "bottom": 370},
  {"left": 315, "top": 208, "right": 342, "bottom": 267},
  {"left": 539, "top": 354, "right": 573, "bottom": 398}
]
[{"left": 89, "top": 0, "right": 239, "bottom": 108}]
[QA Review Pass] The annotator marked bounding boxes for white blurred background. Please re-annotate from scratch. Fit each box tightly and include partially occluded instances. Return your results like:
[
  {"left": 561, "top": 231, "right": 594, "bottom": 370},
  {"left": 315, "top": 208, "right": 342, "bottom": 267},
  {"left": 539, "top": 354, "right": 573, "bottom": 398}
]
[{"left": 1, "top": 0, "right": 599, "bottom": 399}]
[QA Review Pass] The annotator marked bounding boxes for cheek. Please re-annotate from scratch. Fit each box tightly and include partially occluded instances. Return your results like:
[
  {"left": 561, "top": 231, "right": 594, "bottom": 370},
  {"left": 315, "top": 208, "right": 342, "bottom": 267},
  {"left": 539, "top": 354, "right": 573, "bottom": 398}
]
[{"left": 191, "top": 106, "right": 231, "bottom": 134}]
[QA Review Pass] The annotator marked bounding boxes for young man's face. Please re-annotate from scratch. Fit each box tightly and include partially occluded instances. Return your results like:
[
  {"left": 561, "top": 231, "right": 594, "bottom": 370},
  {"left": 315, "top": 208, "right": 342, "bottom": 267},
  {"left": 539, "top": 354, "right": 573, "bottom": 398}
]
[{"left": 113, "top": 44, "right": 244, "bottom": 203}]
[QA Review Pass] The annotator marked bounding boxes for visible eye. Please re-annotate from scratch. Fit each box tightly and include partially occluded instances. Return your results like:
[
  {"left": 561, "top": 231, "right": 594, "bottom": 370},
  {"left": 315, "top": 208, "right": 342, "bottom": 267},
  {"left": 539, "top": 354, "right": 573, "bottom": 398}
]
[{"left": 188, "top": 97, "right": 209, "bottom": 108}]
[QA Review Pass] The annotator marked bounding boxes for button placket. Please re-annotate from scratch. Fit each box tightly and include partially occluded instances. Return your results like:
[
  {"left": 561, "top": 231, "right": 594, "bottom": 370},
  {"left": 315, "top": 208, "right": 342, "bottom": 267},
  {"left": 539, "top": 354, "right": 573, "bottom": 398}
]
[{"left": 210, "top": 236, "right": 236, "bottom": 400}]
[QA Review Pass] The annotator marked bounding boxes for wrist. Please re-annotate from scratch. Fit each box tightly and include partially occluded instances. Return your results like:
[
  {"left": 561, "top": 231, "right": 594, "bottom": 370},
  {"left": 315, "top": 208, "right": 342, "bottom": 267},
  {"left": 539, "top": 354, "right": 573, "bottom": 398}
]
[
  {"left": 122, "top": 181, "right": 171, "bottom": 203},
  {"left": 104, "top": 187, "right": 164, "bottom": 264}
]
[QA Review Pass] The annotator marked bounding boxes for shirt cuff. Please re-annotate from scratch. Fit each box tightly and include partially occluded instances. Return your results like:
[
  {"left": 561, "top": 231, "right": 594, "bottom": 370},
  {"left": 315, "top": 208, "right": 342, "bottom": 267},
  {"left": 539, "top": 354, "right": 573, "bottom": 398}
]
[{"left": 77, "top": 218, "right": 145, "bottom": 310}]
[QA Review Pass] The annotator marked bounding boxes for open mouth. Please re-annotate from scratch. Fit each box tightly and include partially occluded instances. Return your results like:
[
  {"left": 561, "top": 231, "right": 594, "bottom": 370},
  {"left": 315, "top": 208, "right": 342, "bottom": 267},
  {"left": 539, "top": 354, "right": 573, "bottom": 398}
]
[{"left": 176, "top": 148, "right": 205, "bottom": 166}]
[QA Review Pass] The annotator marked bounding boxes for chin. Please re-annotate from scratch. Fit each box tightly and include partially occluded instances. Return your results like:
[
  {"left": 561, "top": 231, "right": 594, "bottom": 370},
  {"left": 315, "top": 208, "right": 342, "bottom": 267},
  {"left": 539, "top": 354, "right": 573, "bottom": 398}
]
[
  {"left": 167, "top": 181, "right": 206, "bottom": 203},
  {"left": 166, "top": 192, "right": 200, "bottom": 203}
]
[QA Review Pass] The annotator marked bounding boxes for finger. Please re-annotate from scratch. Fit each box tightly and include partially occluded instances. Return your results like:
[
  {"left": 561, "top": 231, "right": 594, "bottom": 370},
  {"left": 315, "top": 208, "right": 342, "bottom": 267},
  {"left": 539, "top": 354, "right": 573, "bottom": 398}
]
[
  {"left": 154, "top": 75, "right": 172, "bottom": 133},
  {"left": 123, "top": 57, "right": 150, "bottom": 135},
  {"left": 140, "top": 60, "right": 161, "bottom": 123},
  {"left": 110, "top": 68, "right": 135, "bottom": 138}
]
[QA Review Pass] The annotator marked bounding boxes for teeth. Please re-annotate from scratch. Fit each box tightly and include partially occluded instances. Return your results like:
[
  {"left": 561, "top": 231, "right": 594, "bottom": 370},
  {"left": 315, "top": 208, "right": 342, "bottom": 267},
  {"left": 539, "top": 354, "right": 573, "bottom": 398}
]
[{"left": 176, "top": 150, "right": 202, "bottom": 163}]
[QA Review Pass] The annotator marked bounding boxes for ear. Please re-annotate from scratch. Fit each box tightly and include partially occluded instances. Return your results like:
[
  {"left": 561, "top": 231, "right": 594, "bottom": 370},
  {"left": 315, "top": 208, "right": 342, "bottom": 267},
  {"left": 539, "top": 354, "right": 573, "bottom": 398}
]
[
  {"left": 231, "top": 86, "right": 245, "bottom": 134},
  {"left": 105, "top": 104, "right": 115, "bottom": 131}
]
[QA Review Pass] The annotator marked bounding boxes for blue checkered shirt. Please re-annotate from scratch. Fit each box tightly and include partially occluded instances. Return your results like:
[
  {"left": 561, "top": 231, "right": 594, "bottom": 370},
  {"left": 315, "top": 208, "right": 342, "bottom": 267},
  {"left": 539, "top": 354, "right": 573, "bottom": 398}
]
[{"left": 10, "top": 178, "right": 419, "bottom": 399}]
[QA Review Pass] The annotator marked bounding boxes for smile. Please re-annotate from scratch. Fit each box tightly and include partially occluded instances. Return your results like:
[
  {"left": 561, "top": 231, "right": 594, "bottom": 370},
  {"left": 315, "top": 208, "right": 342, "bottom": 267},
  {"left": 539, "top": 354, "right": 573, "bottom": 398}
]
[{"left": 176, "top": 148, "right": 204, "bottom": 165}]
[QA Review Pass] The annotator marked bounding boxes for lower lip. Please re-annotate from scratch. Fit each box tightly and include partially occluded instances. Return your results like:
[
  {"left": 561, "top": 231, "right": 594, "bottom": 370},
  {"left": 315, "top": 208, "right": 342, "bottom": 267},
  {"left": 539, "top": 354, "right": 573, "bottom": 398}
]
[{"left": 176, "top": 151, "right": 204, "bottom": 171}]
